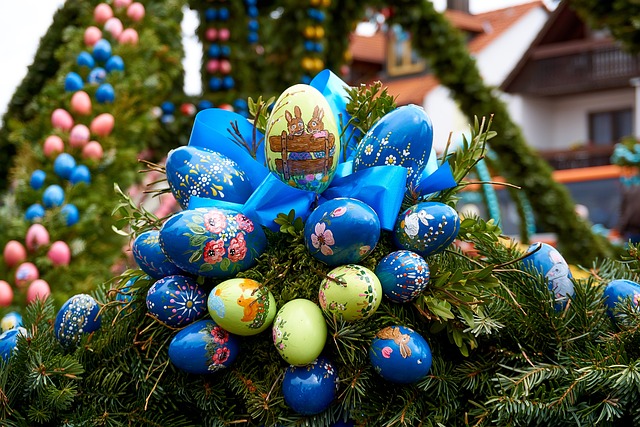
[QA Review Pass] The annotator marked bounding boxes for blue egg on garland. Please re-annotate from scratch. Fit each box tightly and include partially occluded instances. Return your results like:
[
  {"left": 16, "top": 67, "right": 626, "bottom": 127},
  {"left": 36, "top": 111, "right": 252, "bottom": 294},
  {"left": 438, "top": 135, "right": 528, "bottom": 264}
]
[
  {"left": 394, "top": 202, "right": 460, "bottom": 258},
  {"left": 132, "top": 229, "right": 185, "bottom": 279},
  {"left": 208, "top": 44, "right": 221, "bottom": 58},
  {"left": 25, "top": 203, "right": 45, "bottom": 222},
  {"left": 209, "top": 77, "right": 222, "bottom": 91},
  {"left": 30, "top": 169, "right": 46, "bottom": 190},
  {"left": 247, "top": 6, "right": 258, "bottom": 18},
  {"left": 105, "top": 55, "right": 124, "bottom": 73},
  {"left": 0, "top": 327, "right": 27, "bottom": 361},
  {"left": 54, "top": 153, "right": 76, "bottom": 179},
  {"left": 95, "top": 83, "right": 115, "bottom": 104},
  {"left": 92, "top": 39, "right": 112, "bottom": 62},
  {"left": 168, "top": 319, "right": 240, "bottom": 374},
  {"left": 198, "top": 100, "right": 214, "bottom": 111},
  {"left": 1, "top": 311, "right": 23, "bottom": 332},
  {"left": 248, "top": 19, "right": 259, "bottom": 32},
  {"left": 523, "top": 242, "right": 574, "bottom": 306},
  {"left": 77, "top": 51, "right": 95, "bottom": 68},
  {"left": 304, "top": 198, "right": 380, "bottom": 266},
  {"left": 42, "top": 184, "right": 65, "bottom": 208},
  {"left": 61, "top": 204, "right": 79, "bottom": 226},
  {"left": 87, "top": 67, "right": 107, "bottom": 85},
  {"left": 64, "top": 72, "right": 84, "bottom": 92},
  {"left": 369, "top": 325, "right": 432, "bottom": 384},
  {"left": 70, "top": 165, "right": 91, "bottom": 185},
  {"left": 375, "top": 250, "right": 430, "bottom": 303},
  {"left": 204, "top": 8, "right": 217, "bottom": 22},
  {"left": 160, "top": 101, "right": 175, "bottom": 115},
  {"left": 159, "top": 207, "right": 267, "bottom": 278},
  {"left": 165, "top": 145, "right": 253, "bottom": 209},
  {"left": 220, "top": 45, "right": 231, "bottom": 57},
  {"left": 54, "top": 294, "right": 101, "bottom": 348},
  {"left": 222, "top": 76, "right": 235, "bottom": 90},
  {"left": 146, "top": 275, "right": 207, "bottom": 327},
  {"left": 218, "top": 7, "right": 229, "bottom": 20},
  {"left": 603, "top": 279, "right": 640, "bottom": 319},
  {"left": 282, "top": 357, "right": 338, "bottom": 415}
]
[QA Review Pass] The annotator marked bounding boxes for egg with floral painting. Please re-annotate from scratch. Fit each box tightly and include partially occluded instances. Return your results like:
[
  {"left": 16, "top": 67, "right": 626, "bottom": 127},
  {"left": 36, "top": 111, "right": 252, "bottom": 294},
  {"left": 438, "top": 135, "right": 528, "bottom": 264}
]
[
  {"left": 304, "top": 198, "right": 380, "bottom": 266},
  {"left": 54, "top": 294, "right": 101, "bottom": 348},
  {"left": 394, "top": 202, "right": 460, "bottom": 257},
  {"left": 165, "top": 146, "right": 253, "bottom": 209},
  {"left": 319, "top": 264, "right": 382, "bottom": 321},
  {"left": 159, "top": 207, "right": 266, "bottom": 278},
  {"left": 207, "top": 278, "right": 276, "bottom": 336},
  {"left": 369, "top": 325, "right": 432, "bottom": 384},
  {"left": 375, "top": 250, "right": 430, "bottom": 303},
  {"left": 146, "top": 275, "right": 207, "bottom": 327},
  {"left": 282, "top": 356, "right": 338, "bottom": 415},
  {"left": 168, "top": 319, "right": 240, "bottom": 374},
  {"left": 132, "top": 229, "right": 185, "bottom": 278}
]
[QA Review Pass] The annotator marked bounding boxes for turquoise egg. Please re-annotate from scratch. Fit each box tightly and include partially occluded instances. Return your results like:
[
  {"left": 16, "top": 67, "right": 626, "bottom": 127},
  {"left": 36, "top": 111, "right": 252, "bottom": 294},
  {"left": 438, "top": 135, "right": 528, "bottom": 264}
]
[
  {"left": 0, "top": 327, "right": 27, "bottom": 361},
  {"left": 523, "top": 242, "right": 574, "bottom": 306},
  {"left": 375, "top": 250, "right": 430, "bottom": 303},
  {"left": 393, "top": 202, "right": 460, "bottom": 257},
  {"left": 54, "top": 294, "right": 101, "bottom": 348},
  {"left": 603, "top": 279, "right": 640, "bottom": 318},
  {"left": 166, "top": 146, "right": 253, "bottom": 209},
  {"left": 146, "top": 275, "right": 207, "bottom": 327},
  {"left": 159, "top": 207, "right": 267, "bottom": 278},
  {"left": 132, "top": 229, "right": 185, "bottom": 279},
  {"left": 369, "top": 325, "right": 432, "bottom": 384}
]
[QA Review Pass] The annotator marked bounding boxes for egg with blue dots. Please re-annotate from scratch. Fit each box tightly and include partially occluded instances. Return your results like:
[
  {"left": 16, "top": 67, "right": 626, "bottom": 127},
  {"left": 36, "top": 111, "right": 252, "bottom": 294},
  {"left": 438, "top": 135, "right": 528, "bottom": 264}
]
[
  {"left": 304, "top": 198, "right": 380, "bottom": 266},
  {"left": 132, "top": 229, "right": 185, "bottom": 279},
  {"left": 369, "top": 325, "right": 432, "bottom": 384},
  {"left": 282, "top": 356, "right": 338, "bottom": 415},
  {"left": 54, "top": 294, "right": 102, "bottom": 348},
  {"left": 375, "top": 250, "right": 430, "bottom": 303},
  {"left": 523, "top": 242, "right": 574, "bottom": 306},
  {"left": 603, "top": 279, "right": 640, "bottom": 320},
  {"left": 394, "top": 201, "right": 460, "bottom": 258},
  {"left": 146, "top": 275, "right": 207, "bottom": 327}
]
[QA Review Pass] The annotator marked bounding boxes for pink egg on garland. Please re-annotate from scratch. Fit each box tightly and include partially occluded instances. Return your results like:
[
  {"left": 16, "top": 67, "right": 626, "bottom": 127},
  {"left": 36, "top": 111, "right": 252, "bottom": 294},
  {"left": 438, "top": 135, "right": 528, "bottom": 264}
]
[
  {"left": 220, "top": 60, "right": 232, "bottom": 74},
  {"left": 82, "top": 140, "right": 104, "bottom": 161},
  {"left": 43, "top": 135, "right": 65, "bottom": 157},
  {"left": 90, "top": 113, "right": 115, "bottom": 137},
  {"left": 104, "top": 17, "right": 124, "bottom": 39},
  {"left": 206, "top": 59, "right": 219, "bottom": 74},
  {"left": 3, "top": 240, "right": 27, "bottom": 268},
  {"left": 15, "top": 262, "right": 39, "bottom": 288},
  {"left": 69, "top": 124, "right": 91, "bottom": 148},
  {"left": 218, "top": 28, "right": 230, "bottom": 41},
  {"left": 47, "top": 241, "right": 71, "bottom": 266},
  {"left": 70, "top": 91, "right": 92, "bottom": 115},
  {"left": 205, "top": 28, "right": 217, "bottom": 42},
  {"left": 27, "top": 279, "right": 51, "bottom": 304},
  {"left": 118, "top": 28, "right": 139, "bottom": 45},
  {"left": 84, "top": 26, "right": 103, "bottom": 46},
  {"left": 127, "top": 2, "right": 145, "bottom": 21},
  {"left": 51, "top": 109, "right": 74, "bottom": 131},
  {"left": 25, "top": 224, "right": 50, "bottom": 252},
  {"left": 0, "top": 281, "right": 13, "bottom": 307},
  {"left": 114, "top": 0, "right": 133, "bottom": 9},
  {"left": 94, "top": 3, "right": 113, "bottom": 25}
]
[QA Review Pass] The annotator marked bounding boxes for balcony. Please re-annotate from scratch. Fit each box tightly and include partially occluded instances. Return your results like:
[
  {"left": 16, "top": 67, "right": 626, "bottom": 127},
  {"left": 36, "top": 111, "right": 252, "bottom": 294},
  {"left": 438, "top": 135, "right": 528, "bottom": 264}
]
[{"left": 538, "top": 145, "right": 614, "bottom": 170}]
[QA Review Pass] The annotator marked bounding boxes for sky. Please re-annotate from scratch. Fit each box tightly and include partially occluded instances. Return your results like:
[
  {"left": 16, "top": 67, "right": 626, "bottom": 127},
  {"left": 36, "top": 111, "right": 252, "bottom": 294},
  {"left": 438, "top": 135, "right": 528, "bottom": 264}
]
[{"left": 0, "top": 0, "right": 553, "bottom": 120}]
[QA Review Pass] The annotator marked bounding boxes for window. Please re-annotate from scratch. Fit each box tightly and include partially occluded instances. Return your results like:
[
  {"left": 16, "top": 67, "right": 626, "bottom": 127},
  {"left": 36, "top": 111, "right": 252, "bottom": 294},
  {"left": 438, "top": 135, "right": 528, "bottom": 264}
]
[
  {"left": 589, "top": 108, "right": 633, "bottom": 145},
  {"left": 387, "top": 25, "right": 426, "bottom": 77}
]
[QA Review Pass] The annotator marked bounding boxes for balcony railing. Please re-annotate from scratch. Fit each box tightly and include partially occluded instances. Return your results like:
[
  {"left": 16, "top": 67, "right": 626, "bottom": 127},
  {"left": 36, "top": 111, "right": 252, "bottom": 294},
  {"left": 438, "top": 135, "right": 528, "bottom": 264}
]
[{"left": 538, "top": 145, "right": 614, "bottom": 170}]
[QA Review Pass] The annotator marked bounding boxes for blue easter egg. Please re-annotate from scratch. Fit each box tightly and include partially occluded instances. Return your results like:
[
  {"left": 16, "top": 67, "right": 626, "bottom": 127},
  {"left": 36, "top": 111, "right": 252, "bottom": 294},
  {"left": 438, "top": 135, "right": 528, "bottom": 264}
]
[
  {"left": 209, "top": 77, "right": 222, "bottom": 91},
  {"left": 61, "top": 204, "right": 79, "bottom": 226},
  {"left": 220, "top": 45, "right": 231, "bottom": 57},
  {"left": 222, "top": 76, "right": 235, "bottom": 90},
  {"left": 30, "top": 169, "right": 46, "bottom": 189},
  {"left": 87, "top": 67, "right": 107, "bottom": 84},
  {"left": 165, "top": 146, "right": 253, "bottom": 209},
  {"left": 376, "top": 250, "right": 430, "bottom": 303},
  {"left": 146, "top": 275, "right": 207, "bottom": 327},
  {"left": 282, "top": 357, "right": 338, "bottom": 415},
  {"left": 603, "top": 279, "right": 640, "bottom": 318},
  {"left": 105, "top": 55, "right": 124, "bottom": 72},
  {"left": 25, "top": 203, "right": 45, "bottom": 221},
  {"left": 523, "top": 242, "right": 574, "bottom": 304},
  {"left": 95, "top": 83, "right": 115, "bottom": 103},
  {"left": 54, "top": 153, "right": 76, "bottom": 179},
  {"left": 248, "top": 19, "right": 259, "bottom": 32},
  {"left": 218, "top": 7, "right": 229, "bottom": 20},
  {"left": 394, "top": 202, "right": 460, "bottom": 257},
  {"left": 1, "top": 311, "right": 23, "bottom": 331},
  {"left": 159, "top": 207, "right": 267, "bottom": 278},
  {"left": 160, "top": 101, "right": 175, "bottom": 115},
  {"left": 132, "top": 230, "right": 185, "bottom": 278},
  {"left": 247, "top": 32, "right": 259, "bottom": 44},
  {"left": 54, "top": 294, "right": 101, "bottom": 348},
  {"left": 198, "top": 100, "right": 214, "bottom": 110},
  {"left": 77, "top": 51, "right": 95, "bottom": 68},
  {"left": 168, "top": 319, "right": 240, "bottom": 374},
  {"left": 353, "top": 105, "right": 433, "bottom": 189},
  {"left": 70, "top": 165, "right": 91, "bottom": 185},
  {"left": 369, "top": 325, "right": 432, "bottom": 383},
  {"left": 304, "top": 198, "right": 380, "bottom": 266},
  {"left": 92, "top": 39, "right": 112, "bottom": 62},
  {"left": 204, "top": 8, "right": 217, "bottom": 21},
  {"left": 208, "top": 44, "right": 220, "bottom": 58},
  {"left": 0, "top": 327, "right": 27, "bottom": 361},
  {"left": 64, "top": 72, "right": 84, "bottom": 92},
  {"left": 42, "top": 184, "right": 65, "bottom": 208}
]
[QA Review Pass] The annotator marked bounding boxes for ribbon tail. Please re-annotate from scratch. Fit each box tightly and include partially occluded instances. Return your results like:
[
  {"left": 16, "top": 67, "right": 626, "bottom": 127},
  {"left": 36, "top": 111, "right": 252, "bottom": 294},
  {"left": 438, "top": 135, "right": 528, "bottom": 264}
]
[{"left": 415, "top": 161, "right": 457, "bottom": 196}]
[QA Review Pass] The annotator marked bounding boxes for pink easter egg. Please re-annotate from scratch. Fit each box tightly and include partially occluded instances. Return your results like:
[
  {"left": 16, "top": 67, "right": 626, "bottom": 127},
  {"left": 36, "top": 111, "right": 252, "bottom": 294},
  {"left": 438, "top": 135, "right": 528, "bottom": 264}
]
[
  {"left": 127, "top": 2, "right": 146, "bottom": 21},
  {"left": 0, "top": 281, "right": 13, "bottom": 307},
  {"left": 94, "top": 3, "right": 113, "bottom": 24},
  {"left": 205, "top": 28, "right": 218, "bottom": 41},
  {"left": 51, "top": 109, "right": 74, "bottom": 131},
  {"left": 90, "top": 113, "right": 115, "bottom": 137},
  {"left": 69, "top": 124, "right": 91, "bottom": 148},
  {"left": 25, "top": 224, "right": 50, "bottom": 252},
  {"left": 218, "top": 28, "right": 230, "bottom": 41},
  {"left": 70, "top": 91, "right": 92, "bottom": 115},
  {"left": 104, "top": 17, "right": 124, "bottom": 39},
  {"left": 118, "top": 28, "right": 139, "bottom": 45},
  {"left": 3, "top": 240, "right": 26, "bottom": 268},
  {"left": 114, "top": 0, "right": 133, "bottom": 8},
  {"left": 27, "top": 279, "right": 51, "bottom": 304},
  {"left": 206, "top": 59, "right": 219, "bottom": 74},
  {"left": 15, "top": 262, "right": 39, "bottom": 288},
  {"left": 82, "top": 140, "right": 104, "bottom": 161},
  {"left": 84, "top": 26, "right": 103, "bottom": 46},
  {"left": 43, "top": 135, "right": 65, "bottom": 157},
  {"left": 219, "top": 59, "right": 232, "bottom": 74},
  {"left": 47, "top": 241, "right": 71, "bottom": 266}
]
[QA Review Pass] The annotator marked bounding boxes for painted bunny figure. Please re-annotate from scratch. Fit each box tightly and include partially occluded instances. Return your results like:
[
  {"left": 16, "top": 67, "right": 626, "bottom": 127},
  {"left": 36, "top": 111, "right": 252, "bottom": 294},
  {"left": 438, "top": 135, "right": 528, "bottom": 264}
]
[
  {"left": 285, "top": 105, "right": 305, "bottom": 137},
  {"left": 307, "top": 106, "right": 329, "bottom": 139},
  {"left": 545, "top": 249, "right": 574, "bottom": 299}
]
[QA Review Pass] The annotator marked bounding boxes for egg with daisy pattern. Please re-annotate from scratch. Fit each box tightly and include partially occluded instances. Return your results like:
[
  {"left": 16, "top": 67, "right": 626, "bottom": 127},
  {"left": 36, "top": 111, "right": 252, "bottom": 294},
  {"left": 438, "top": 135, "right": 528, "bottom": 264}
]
[{"left": 146, "top": 275, "right": 207, "bottom": 327}]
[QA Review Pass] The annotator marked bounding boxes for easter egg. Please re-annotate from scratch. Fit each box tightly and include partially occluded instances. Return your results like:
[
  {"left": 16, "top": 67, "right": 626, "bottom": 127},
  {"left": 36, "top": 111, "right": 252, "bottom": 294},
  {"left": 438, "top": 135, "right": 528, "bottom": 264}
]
[
  {"left": 603, "top": 279, "right": 640, "bottom": 318},
  {"left": 207, "top": 278, "right": 276, "bottom": 336},
  {"left": 70, "top": 91, "right": 92, "bottom": 115},
  {"left": 369, "top": 325, "right": 432, "bottom": 384},
  {"left": 77, "top": 51, "right": 95, "bottom": 68},
  {"left": 54, "top": 153, "right": 76, "bottom": 179},
  {"left": 165, "top": 146, "right": 253, "bottom": 209},
  {"left": 119, "top": 28, "right": 139, "bottom": 45},
  {"left": 160, "top": 207, "right": 266, "bottom": 278},
  {"left": 127, "top": 2, "right": 146, "bottom": 21},
  {"left": 51, "top": 108, "right": 74, "bottom": 131},
  {"left": 54, "top": 294, "right": 101, "bottom": 348},
  {"left": 43, "top": 184, "right": 65, "bottom": 208},
  {"left": 61, "top": 204, "right": 80, "bottom": 226},
  {"left": 92, "top": 39, "right": 112, "bottom": 62},
  {"left": 25, "top": 223, "right": 50, "bottom": 252},
  {"left": 523, "top": 242, "right": 574, "bottom": 304},
  {"left": 104, "top": 17, "right": 123, "bottom": 38},
  {"left": 105, "top": 55, "right": 124, "bottom": 72},
  {"left": 319, "top": 264, "right": 382, "bottom": 321},
  {"left": 64, "top": 72, "right": 83, "bottom": 92},
  {"left": 272, "top": 299, "right": 327, "bottom": 366},
  {"left": 82, "top": 141, "right": 103, "bottom": 161},
  {"left": 25, "top": 204, "right": 45, "bottom": 222},
  {"left": 282, "top": 357, "right": 338, "bottom": 415},
  {"left": 168, "top": 319, "right": 239, "bottom": 374},
  {"left": 3, "top": 240, "right": 26, "bottom": 267},
  {"left": 304, "top": 198, "right": 380, "bottom": 266},
  {"left": 376, "top": 250, "right": 430, "bottom": 303},
  {"left": 132, "top": 229, "right": 184, "bottom": 278},
  {"left": 30, "top": 169, "right": 46, "bottom": 190},
  {"left": 84, "top": 26, "right": 102, "bottom": 46},
  {"left": 15, "top": 262, "right": 39, "bottom": 287},
  {"left": 1, "top": 312, "right": 22, "bottom": 331},
  {"left": 70, "top": 124, "right": 90, "bottom": 148},
  {"left": 27, "top": 279, "right": 51, "bottom": 304},
  {"left": 47, "top": 241, "right": 71, "bottom": 266},
  {"left": 43, "top": 135, "right": 64, "bottom": 157},
  {"left": 88, "top": 67, "right": 107, "bottom": 84},
  {"left": 0, "top": 327, "right": 27, "bottom": 361},
  {"left": 146, "top": 275, "right": 207, "bottom": 327},
  {"left": 90, "top": 113, "right": 115, "bottom": 137},
  {"left": 93, "top": 3, "right": 113, "bottom": 24},
  {"left": 394, "top": 202, "right": 460, "bottom": 257},
  {"left": 265, "top": 84, "right": 340, "bottom": 193},
  {"left": 114, "top": 0, "right": 132, "bottom": 8},
  {"left": 0, "top": 280, "right": 13, "bottom": 306},
  {"left": 96, "top": 83, "right": 115, "bottom": 104},
  {"left": 70, "top": 165, "right": 91, "bottom": 185}
]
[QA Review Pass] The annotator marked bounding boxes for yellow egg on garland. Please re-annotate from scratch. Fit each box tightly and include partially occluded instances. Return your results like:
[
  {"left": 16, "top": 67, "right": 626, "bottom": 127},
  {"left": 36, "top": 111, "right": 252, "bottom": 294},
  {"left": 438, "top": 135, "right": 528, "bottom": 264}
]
[
  {"left": 319, "top": 264, "right": 382, "bottom": 321},
  {"left": 304, "top": 26, "right": 315, "bottom": 39},
  {"left": 272, "top": 299, "right": 327, "bottom": 365}
]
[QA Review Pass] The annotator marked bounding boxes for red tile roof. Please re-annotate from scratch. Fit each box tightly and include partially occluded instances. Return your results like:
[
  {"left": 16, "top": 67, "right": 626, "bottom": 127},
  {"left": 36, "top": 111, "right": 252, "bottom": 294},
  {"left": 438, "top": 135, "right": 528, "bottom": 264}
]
[
  {"left": 350, "top": 32, "right": 387, "bottom": 63},
  {"left": 383, "top": 74, "right": 439, "bottom": 105}
]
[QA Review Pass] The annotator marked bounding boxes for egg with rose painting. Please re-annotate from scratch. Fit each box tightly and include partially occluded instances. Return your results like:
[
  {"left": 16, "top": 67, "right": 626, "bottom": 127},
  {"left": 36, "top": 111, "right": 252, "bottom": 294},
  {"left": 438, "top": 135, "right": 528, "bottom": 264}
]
[
  {"left": 159, "top": 207, "right": 266, "bottom": 278},
  {"left": 146, "top": 275, "right": 207, "bottom": 327},
  {"left": 54, "top": 294, "right": 101, "bottom": 348},
  {"left": 207, "top": 278, "right": 276, "bottom": 336},
  {"left": 132, "top": 229, "right": 185, "bottom": 278},
  {"left": 265, "top": 84, "right": 340, "bottom": 193},
  {"left": 165, "top": 146, "right": 253, "bottom": 209},
  {"left": 394, "top": 202, "right": 460, "bottom": 258},
  {"left": 319, "top": 264, "right": 382, "bottom": 322},
  {"left": 375, "top": 250, "right": 430, "bottom": 303},
  {"left": 304, "top": 198, "right": 380, "bottom": 266}
]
